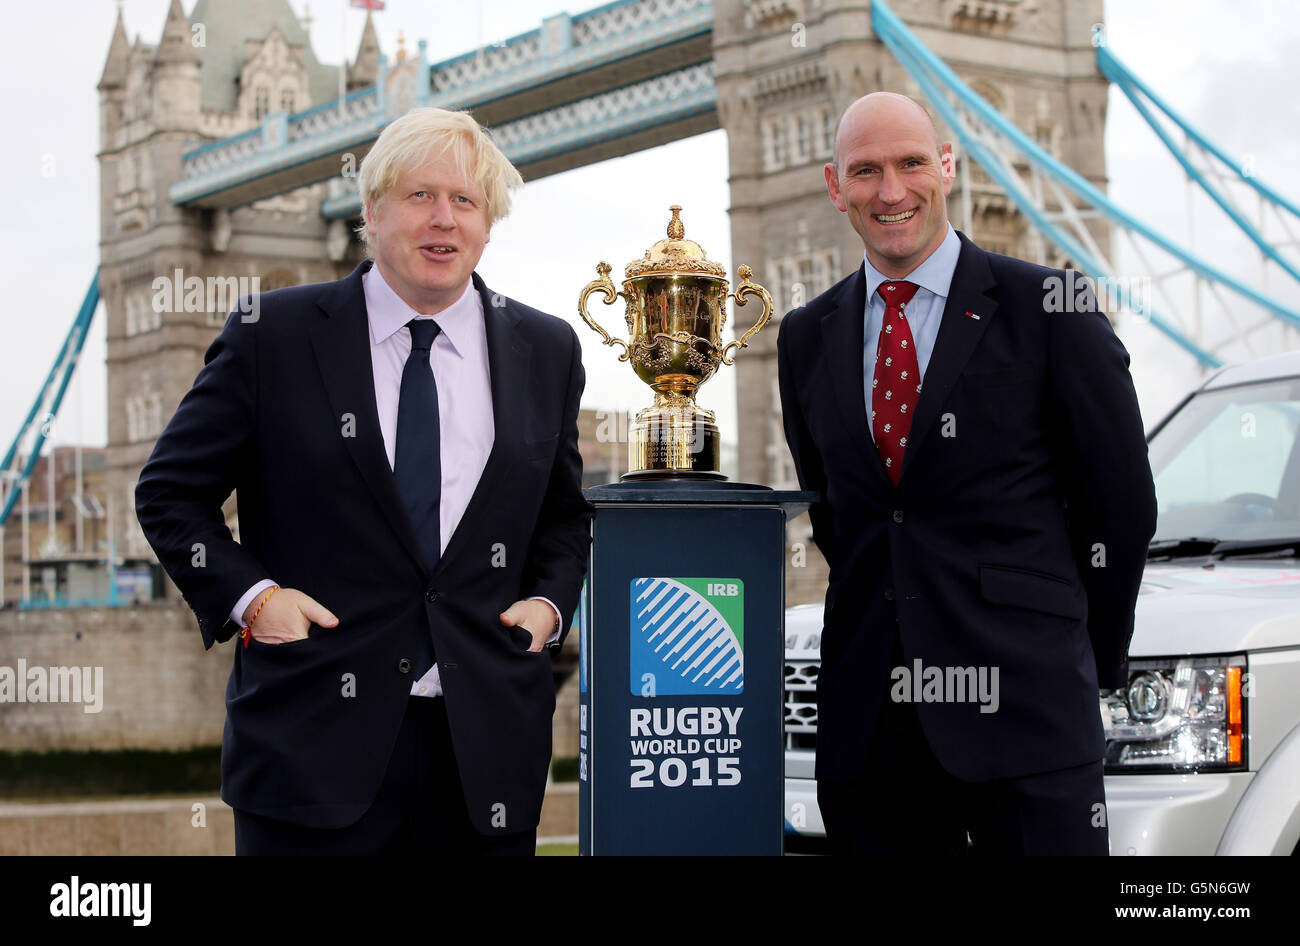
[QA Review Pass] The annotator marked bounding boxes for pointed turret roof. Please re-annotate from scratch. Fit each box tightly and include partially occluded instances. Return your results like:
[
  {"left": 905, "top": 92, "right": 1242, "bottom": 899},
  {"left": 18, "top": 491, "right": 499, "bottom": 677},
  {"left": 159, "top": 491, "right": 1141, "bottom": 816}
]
[
  {"left": 189, "top": 0, "right": 341, "bottom": 112},
  {"left": 349, "top": 11, "right": 382, "bottom": 88},
  {"left": 98, "top": 6, "right": 131, "bottom": 90},
  {"left": 154, "top": 0, "right": 201, "bottom": 66}
]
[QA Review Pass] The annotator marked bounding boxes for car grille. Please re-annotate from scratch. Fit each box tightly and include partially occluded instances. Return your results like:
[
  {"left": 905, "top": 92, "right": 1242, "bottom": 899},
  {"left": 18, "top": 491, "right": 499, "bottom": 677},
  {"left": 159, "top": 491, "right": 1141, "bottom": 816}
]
[{"left": 784, "top": 660, "right": 819, "bottom": 750}]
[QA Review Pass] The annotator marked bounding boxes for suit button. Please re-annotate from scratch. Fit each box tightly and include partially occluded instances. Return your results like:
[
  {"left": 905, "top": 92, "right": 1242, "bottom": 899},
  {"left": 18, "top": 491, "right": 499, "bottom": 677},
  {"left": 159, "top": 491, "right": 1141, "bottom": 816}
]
[
  {"left": 397, "top": 658, "right": 412, "bottom": 674},
  {"left": 892, "top": 509, "right": 904, "bottom": 523},
  {"left": 425, "top": 587, "right": 440, "bottom": 603},
  {"left": 884, "top": 588, "right": 895, "bottom": 601}
]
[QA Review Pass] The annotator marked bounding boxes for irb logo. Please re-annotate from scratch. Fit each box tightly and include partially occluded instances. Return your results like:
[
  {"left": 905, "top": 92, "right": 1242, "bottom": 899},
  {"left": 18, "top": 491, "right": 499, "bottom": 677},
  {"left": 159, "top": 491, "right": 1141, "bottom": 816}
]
[{"left": 707, "top": 583, "right": 740, "bottom": 597}]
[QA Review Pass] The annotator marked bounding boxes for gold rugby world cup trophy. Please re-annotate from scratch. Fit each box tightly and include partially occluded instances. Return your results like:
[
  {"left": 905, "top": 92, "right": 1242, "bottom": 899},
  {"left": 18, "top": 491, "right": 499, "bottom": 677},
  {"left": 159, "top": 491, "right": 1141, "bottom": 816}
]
[{"left": 579, "top": 206, "right": 773, "bottom": 480}]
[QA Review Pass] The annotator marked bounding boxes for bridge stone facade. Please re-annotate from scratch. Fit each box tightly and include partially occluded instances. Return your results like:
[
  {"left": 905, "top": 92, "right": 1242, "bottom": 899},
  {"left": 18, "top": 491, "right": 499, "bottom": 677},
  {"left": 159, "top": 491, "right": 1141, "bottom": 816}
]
[{"left": 99, "top": 0, "right": 1106, "bottom": 606}]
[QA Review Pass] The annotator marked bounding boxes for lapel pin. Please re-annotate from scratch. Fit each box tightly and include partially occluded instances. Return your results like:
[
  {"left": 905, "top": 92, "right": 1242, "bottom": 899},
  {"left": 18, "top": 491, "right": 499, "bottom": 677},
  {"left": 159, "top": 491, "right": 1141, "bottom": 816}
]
[{"left": 965, "top": 311, "right": 981, "bottom": 320}]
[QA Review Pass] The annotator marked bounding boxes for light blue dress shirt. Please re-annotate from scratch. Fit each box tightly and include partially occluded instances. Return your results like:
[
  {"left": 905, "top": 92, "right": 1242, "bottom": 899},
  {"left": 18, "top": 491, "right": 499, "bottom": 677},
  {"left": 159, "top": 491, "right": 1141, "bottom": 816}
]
[{"left": 862, "top": 224, "right": 962, "bottom": 441}]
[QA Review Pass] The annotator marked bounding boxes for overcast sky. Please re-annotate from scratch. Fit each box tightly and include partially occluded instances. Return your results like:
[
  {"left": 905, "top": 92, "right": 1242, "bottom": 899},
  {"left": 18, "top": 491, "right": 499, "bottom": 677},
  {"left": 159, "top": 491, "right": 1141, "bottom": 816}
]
[{"left": 1, "top": 0, "right": 1298, "bottom": 458}]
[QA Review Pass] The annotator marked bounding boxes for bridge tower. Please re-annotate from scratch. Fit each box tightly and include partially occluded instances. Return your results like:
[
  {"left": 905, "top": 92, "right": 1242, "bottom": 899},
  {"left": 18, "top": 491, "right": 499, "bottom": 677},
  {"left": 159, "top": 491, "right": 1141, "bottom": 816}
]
[{"left": 96, "top": 0, "right": 373, "bottom": 583}]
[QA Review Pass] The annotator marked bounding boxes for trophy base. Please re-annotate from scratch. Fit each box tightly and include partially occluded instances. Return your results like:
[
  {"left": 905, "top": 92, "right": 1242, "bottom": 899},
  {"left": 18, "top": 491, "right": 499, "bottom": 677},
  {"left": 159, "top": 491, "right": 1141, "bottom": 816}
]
[
  {"left": 624, "top": 406, "right": 724, "bottom": 480},
  {"left": 619, "top": 468, "right": 728, "bottom": 482}
]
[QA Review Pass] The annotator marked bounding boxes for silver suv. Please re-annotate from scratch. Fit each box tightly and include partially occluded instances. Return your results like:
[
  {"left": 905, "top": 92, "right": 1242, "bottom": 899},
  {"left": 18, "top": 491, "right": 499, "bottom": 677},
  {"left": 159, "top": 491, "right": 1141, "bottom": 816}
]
[{"left": 784, "top": 351, "right": 1300, "bottom": 855}]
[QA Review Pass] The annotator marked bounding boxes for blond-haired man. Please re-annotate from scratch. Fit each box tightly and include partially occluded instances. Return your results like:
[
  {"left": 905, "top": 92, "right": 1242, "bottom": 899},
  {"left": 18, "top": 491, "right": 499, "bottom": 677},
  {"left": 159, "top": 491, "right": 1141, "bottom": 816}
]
[{"left": 136, "top": 107, "right": 593, "bottom": 855}]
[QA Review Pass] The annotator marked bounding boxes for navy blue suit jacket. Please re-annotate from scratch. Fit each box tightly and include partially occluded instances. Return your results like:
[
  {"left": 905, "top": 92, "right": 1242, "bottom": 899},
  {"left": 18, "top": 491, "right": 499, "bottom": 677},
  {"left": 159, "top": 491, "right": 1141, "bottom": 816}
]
[
  {"left": 136, "top": 259, "right": 593, "bottom": 833},
  {"left": 777, "top": 232, "right": 1156, "bottom": 782}
]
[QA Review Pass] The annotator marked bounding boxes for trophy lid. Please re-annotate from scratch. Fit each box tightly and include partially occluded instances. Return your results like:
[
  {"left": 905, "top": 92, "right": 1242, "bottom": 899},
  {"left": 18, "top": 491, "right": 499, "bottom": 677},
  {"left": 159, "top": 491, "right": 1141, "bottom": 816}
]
[{"left": 625, "top": 206, "right": 728, "bottom": 280}]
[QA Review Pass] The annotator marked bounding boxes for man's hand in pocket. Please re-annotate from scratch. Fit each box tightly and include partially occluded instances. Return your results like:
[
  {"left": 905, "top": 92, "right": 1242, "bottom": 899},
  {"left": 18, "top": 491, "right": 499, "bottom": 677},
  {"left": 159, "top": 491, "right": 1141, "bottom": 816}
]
[
  {"left": 243, "top": 588, "right": 339, "bottom": 644},
  {"left": 499, "top": 600, "right": 558, "bottom": 652}
]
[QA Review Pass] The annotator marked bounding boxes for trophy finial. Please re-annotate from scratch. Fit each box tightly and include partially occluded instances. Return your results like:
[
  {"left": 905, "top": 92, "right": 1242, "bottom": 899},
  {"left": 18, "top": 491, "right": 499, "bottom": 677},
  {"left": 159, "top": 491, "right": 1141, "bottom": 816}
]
[{"left": 667, "top": 205, "right": 684, "bottom": 240}]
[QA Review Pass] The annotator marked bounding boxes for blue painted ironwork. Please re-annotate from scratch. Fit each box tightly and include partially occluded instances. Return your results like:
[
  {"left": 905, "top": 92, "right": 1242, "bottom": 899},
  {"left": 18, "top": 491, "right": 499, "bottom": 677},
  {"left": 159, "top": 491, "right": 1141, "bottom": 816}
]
[
  {"left": 1098, "top": 44, "right": 1300, "bottom": 287},
  {"left": 424, "top": 0, "right": 712, "bottom": 110},
  {"left": 0, "top": 275, "right": 99, "bottom": 528}
]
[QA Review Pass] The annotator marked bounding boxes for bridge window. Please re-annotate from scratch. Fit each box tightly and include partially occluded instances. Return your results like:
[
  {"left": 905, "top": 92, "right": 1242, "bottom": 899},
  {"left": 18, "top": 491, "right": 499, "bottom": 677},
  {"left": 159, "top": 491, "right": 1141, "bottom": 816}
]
[
  {"left": 768, "top": 249, "right": 842, "bottom": 311},
  {"left": 255, "top": 88, "right": 269, "bottom": 121},
  {"left": 125, "top": 294, "right": 138, "bottom": 337},
  {"left": 764, "top": 260, "right": 782, "bottom": 314},
  {"left": 127, "top": 292, "right": 162, "bottom": 335},
  {"left": 127, "top": 395, "right": 149, "bottom": 442},
  {"left": 1035, "top": 121, "right": 1055, "bottom": 155},
  {"left": 764, "top": 117, "right": 787, "bottom": 170},
  {"left": 126, "top": 397, "right": 139, "bottom": 442},
  {"left": 280, "top": 91, "right": 295, "bottom": 114},
  {"left": 765, "top": 108, "right": 831, "bottom": 170},
  {"left": 125, "top": 391, "right": 164, "bottom": 443},
  {"left": 795, "top": 113, "right": 811, "bottom": 164},
  {"left": 149, "top": 393, "right": 162, "bottom": 438},
  {"left": 815, "top": 249, "right": 839, "bottom": 296},
  {"left": 124, "top": 293, "right": 160, "bottom": 337},
  {"left": 768, "top": 374, "right": 798, "bottom": 490},
  {"left": 117, "top": 152, "right": 136, "bottom": 194},
  {"left": 817, "top": 105, "right": 834, "bottom": 158}
]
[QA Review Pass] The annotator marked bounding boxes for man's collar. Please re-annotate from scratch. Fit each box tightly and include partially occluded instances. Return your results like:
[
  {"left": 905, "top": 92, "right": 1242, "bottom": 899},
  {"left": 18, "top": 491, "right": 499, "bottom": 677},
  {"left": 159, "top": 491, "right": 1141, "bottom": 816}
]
[
  {"left": 363, "top": 262, "right": 481, "bottom": 357},
  {"left": 862, "top": 223, "right": 961, "bottom": 303}
]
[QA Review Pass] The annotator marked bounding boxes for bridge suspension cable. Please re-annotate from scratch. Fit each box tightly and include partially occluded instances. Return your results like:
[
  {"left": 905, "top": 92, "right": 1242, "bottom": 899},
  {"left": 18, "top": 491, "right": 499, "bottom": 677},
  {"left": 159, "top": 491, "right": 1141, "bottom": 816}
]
[
  {"left": 0, "top": 275, "right": 100, "bottom": 530},
  {"left": 1097, "top": 42, "right": 1300, "bottom": 288}
]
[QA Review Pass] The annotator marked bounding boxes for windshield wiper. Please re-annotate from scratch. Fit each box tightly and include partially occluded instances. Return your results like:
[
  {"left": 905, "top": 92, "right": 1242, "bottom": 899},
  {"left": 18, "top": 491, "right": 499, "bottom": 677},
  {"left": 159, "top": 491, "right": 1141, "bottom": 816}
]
[
  {"left": 1147, "top": 537, "right": 1221, "bottom": 560},
  {"left": 1149, "top": 536, "right": 1300, "bottom": 560},
  {"left": 1209, "top": 538, "right": 1300, "bottom": 559}
]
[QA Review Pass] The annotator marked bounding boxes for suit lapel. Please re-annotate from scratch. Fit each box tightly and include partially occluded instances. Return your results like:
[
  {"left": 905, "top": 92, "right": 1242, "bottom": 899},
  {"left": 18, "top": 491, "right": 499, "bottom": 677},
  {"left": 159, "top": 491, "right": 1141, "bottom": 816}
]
[
  {"left": 898, "top": 231, "right": 999, "bottom": 481},
  {"left": 309, "top": 259, "right": 427, "bottom": 573},
  {"left": 821, "top": 266, "right": 892, "bottom": 491},
  {"left": 432, "top": 273, "right": 532, "bottom": 577}
]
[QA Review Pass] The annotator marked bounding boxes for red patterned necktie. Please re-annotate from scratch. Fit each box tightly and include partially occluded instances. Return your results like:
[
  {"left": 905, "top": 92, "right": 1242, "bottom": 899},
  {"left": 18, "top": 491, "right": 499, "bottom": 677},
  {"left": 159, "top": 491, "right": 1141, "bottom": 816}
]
[{"left": 871, "top": 280, "right": 921, "bottom": 485}]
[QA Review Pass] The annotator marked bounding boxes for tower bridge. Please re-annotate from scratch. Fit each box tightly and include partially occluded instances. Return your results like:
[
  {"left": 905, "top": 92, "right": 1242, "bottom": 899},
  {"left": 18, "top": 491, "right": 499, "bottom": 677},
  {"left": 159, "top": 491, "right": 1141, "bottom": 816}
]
[{"left": 6, "top": 0, "right": 1297, "bottom": 613}]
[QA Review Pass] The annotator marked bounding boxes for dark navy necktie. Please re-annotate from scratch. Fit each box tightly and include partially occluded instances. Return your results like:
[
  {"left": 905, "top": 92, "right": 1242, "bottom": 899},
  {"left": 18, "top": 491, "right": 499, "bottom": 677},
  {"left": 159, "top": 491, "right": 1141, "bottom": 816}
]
[{"left": 394, "top": 318, "right": 442, "bottom": 573}]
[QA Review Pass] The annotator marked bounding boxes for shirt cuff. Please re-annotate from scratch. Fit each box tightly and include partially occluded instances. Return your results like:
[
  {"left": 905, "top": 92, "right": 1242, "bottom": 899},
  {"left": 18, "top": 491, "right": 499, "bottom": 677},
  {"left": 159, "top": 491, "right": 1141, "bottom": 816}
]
[
  {"left": 232, "top": 579, "right": 278, "bottom": 628},
  {"left": 527, "top": 596, "right": 563, "bottom": 644}
]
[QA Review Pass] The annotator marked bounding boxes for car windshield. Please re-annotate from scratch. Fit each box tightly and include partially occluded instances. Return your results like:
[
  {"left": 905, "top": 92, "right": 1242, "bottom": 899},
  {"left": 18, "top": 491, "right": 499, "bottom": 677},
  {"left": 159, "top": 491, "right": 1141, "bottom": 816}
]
[{"left": 1148, "top": 376, "right": 1300, "bottom": 545}]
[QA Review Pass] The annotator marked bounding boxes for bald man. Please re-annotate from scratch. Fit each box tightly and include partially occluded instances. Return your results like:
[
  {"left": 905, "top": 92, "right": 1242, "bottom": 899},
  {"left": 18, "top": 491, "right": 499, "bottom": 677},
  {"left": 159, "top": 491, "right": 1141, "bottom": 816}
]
[{"left": 776, "top": 93, "right": 1156, "bottom": 855}]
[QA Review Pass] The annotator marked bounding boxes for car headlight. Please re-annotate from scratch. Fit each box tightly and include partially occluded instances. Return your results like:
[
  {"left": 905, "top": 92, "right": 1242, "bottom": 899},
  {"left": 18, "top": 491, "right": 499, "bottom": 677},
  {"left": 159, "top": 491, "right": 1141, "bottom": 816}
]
[{"left": 1101, "top": 655, "right": 1246, "bottom": 772}]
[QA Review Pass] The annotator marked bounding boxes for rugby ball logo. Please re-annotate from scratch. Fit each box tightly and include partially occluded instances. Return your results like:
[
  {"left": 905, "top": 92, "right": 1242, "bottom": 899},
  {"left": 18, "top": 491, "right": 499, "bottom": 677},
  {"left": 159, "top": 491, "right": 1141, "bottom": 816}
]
[{"left": 630, "top": 577, "right": 744, "bottom": 695}]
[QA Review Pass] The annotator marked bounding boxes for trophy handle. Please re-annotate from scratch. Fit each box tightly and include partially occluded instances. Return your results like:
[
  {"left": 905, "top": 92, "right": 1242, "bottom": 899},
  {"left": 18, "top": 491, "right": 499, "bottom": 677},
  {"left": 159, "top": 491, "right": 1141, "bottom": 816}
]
[
  {"left": 578, "top": 261, "right": 631, "bottom": 362},
  {"left": 720, "top": 265, "right": 773, "bottom": 366}
]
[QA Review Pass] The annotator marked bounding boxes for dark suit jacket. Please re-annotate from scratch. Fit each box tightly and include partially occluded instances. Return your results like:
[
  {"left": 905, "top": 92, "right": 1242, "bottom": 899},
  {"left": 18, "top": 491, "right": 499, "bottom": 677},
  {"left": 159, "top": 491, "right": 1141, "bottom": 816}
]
[
  {"left": 777, "top": 231, "right": 1156, "bottom": 783},
  {"left": 135, "top": 259, "right": 594, "bottom": 833}
]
